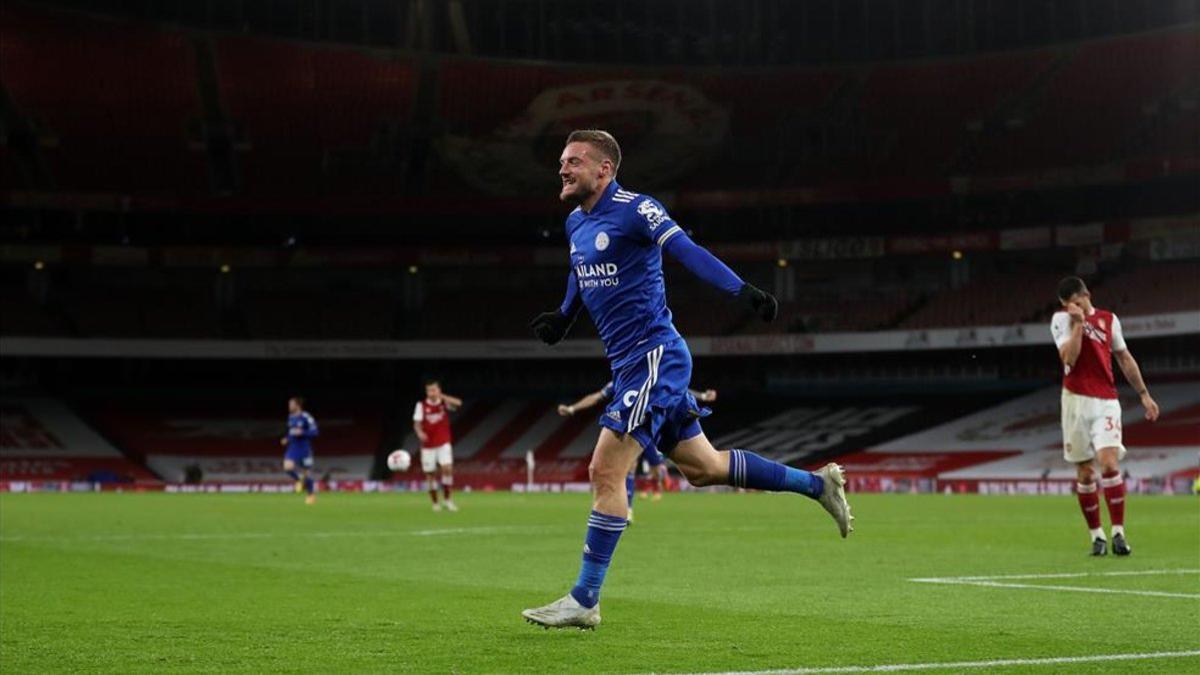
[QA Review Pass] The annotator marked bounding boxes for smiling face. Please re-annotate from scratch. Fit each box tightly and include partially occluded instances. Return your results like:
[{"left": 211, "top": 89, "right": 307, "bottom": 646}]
[{"left": 558, "top": 141, "right": 613, "bottom": 208}]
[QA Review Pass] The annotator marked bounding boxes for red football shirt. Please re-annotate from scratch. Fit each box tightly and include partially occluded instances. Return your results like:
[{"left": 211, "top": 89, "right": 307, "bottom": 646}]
[
  {"left": 413, "top": 399, "right": 452, "bottom": 448},
  {"left": 1051, "top": 307, "right": 1126, "bottom": 399}
]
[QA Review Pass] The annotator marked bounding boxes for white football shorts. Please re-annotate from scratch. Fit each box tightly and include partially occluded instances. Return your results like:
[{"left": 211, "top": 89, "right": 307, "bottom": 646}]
[
  {"left": 420, "top": 443, "right": 453, "bottom": 473},
  {"left": 1061, "top": 389, "right": 1125, "bottom": 463}
]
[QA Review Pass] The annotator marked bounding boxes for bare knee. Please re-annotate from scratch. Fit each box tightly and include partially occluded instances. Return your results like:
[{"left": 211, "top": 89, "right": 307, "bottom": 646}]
[
  {"left": 1076, "top": 463, "right": 1097, "bottom": 484},
  {"left": 1097, "top": 452, "right": 1120, "bottom": 475},
  {"left": 589, "top": 459, "right": 626, "bottom": 495}
]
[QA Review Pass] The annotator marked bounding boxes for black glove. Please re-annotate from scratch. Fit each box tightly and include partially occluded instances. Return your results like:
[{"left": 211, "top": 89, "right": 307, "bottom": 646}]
[
  {"left": 738, "top": 284, "right": 778, "bottom": 322},
  {"left": 530, "top": 311, "right": 573, "bottom": 345}
]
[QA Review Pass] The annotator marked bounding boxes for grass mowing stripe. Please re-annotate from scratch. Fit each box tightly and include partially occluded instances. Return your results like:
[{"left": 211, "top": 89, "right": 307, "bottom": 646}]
[{"left": 0, "top": 525, "right": 559, "bottom": 543}]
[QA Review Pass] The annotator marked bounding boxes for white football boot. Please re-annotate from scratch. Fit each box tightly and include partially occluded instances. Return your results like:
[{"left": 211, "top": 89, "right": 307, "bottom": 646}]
[
  {"left": 813, "top": 463, "right": 854, "bottom": 538},
  {"left": 521, "top": 594, "right": 600, "bottom": 629},
  {"left": 444, "top": 500, "right": 459, "bottom": 512}
]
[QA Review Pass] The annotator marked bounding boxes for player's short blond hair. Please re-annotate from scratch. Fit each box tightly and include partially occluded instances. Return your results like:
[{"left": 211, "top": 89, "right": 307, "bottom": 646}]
[{"left": 565, "top": 130, "right": 621, "bottom": 174}]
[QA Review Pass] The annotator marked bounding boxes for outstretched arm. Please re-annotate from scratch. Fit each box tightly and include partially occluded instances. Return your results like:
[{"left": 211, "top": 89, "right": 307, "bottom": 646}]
[
  {"left": 558, "top": 389, "right": 609, "bottom": 416},
  {"left": 661, "top": 230, "right": 744, "bottom": 296},
  {"left": 442, "top": 394, "right": 464, "bottom": 410},
  {"left": 662, "top": 232, "right": 777, "bottom": 321}
]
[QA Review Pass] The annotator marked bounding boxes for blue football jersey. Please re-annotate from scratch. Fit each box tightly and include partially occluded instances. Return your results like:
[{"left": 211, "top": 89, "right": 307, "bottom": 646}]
[
  {"left": 286, "top": 412, "right": 318, "bottom": 454},
  {"left": 566, "top": 181, "right": 685, "bottom": 370}
]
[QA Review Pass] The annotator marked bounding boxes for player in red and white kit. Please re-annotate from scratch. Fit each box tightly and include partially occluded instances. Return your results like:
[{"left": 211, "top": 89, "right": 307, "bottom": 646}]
[
  {"left": 1051, "top": 277, "right": 1159, "bottom": 556},
  {"left": 413, "top": 379, "right": 463, "bottom": 512}
]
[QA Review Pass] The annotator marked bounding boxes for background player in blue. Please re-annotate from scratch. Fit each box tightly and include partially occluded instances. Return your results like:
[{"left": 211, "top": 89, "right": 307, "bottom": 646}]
[
  {"left": 558, "top": 382, "right": 719, "bottom": 518},
  {"left": 280, "top": 396, "right": 318, "bottom": 505},
  {"left": 524, "top": 130, "right": 854, "bottom": 629}
]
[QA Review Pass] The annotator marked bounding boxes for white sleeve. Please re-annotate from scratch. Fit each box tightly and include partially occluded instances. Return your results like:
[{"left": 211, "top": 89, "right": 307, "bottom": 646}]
[
  {"left": 1110, "top": 314, "right": 1127, "bottom": 352},
  {"left": 1050, "top": 312, "right": 1073, "bottom": 349},
  {"left": 412, "top": 402, "right": 423, "bottom": 422}
]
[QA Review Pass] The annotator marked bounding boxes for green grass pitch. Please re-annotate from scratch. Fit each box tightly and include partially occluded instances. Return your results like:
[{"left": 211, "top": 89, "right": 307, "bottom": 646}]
[{"left": 2, "top": 492, "right": 1197, "bottom": 673}]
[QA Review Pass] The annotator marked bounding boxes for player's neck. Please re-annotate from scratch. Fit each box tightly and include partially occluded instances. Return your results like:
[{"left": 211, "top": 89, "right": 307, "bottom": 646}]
[{"left": 581, "top": 178, "right": 613, "bottom": 213}]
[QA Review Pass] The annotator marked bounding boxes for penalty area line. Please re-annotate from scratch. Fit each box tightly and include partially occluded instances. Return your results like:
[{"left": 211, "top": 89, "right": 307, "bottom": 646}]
[
  {"left": 661, "top": 649, "right": 1200, "bottom": 674},
  {"left": 911, "top": 568, "right": 1200, "bottom": 582},
  {"left": 909, "top": 568, "right": 1200, "bottom": 600}
]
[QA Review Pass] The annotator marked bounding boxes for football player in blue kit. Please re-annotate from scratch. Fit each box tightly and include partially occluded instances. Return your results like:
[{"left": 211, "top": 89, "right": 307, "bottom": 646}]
[
  {"left": 523, "top": 130, "right": 853, "bottom": 629},
  {"left": 281, "top": 396, "right": 318, "bottom": 505}
]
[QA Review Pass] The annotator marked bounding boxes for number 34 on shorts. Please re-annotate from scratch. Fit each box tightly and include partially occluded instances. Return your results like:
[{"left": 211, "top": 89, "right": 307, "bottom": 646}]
[{"left": 1061, "top": 389, "right": 1125, "bottom": 463}]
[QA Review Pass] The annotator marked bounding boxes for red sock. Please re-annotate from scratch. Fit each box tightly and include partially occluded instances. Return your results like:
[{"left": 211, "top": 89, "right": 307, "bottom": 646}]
[
  {"left": 1076, "top": 482, "right": 1102, "bottom": 530},
  {"left": 1101, "top": 471, "right": 1126, "bottom": 528},
  {"left": 429, "top": 489, "right": 438, "bottom": 504},
  {"left": 443, "top": 484, "right": 452, "bottom": 500}
]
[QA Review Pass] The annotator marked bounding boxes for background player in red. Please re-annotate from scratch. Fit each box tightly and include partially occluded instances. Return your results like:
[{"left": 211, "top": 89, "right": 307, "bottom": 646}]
[
  {"left": 1051, "top": 277, "right": 1159, "bottom": 556},
  {"left": 413, "top": 379, "right": 463, "bottom": 512}
]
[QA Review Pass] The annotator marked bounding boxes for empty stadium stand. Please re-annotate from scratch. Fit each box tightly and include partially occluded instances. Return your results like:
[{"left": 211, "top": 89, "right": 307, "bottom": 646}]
[
  {"left": 212, "top": 35, "right": 417, "bottom": 196},
  {"left": 900, "top": 267, "right": 1063, "bottom": 329},
  {"left": 1099, "top": 261, "right": 1200, "bottom": 317},
  {"left": 1, "top": 257, "right": 1194, "bottom": 340},
  {"left": 0, "top": 3, "right": 206, "bottom": 193},
  {"left": 2, "top": 4, "right": 1193, "bottom": 200},
  {"left": 0, "top": 395, "right": 157, "bottom": 482}
]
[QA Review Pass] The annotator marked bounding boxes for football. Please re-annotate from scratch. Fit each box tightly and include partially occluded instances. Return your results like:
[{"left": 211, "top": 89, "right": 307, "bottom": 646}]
[{"left": 386, "top": 449, "right": 412, "bottom": 472}]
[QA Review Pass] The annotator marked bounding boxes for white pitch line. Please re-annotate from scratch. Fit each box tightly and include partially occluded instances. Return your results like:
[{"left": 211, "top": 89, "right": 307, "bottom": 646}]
[
  {"left": 912, "top": 568, "right": 1200, "bottom": 582},
  {"left": 909, "top": 568, "right": 1200, "bottom": 600},
  {"left": 666, "top": 649, "right": 1200, "bottom": 674},
  {"left": 914, "top": 578, "right": 1200, "bottom": 599}
]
